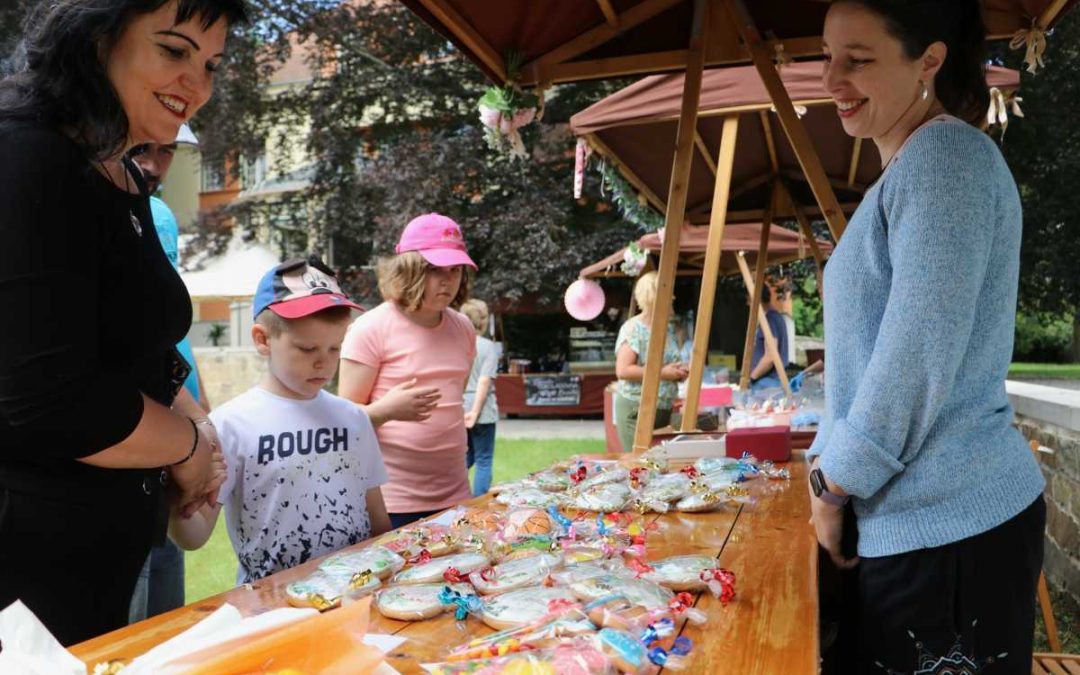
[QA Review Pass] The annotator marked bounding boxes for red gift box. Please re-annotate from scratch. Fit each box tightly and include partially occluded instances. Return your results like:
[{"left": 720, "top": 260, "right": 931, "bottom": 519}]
[{"left": 725, "top": 425, "right": 792, "bottom": 463}]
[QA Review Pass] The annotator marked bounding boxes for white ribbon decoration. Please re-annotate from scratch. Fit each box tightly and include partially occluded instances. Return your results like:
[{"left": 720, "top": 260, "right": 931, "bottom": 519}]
[
  {"left": 987, "top": 87, "right": 1025, "bottom": 134},
  {"left": 1010, "top": 22, "right": 1048, "bottom": 75}
]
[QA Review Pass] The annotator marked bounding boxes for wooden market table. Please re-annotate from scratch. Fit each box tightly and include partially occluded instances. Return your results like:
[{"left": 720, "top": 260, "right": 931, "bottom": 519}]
[{"left": 71, "top": 454, "right": 818, "bottom": 674}]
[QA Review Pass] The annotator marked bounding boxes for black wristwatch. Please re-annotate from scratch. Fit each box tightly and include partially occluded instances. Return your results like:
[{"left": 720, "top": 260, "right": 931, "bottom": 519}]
[{"left": 809, "top": 468, "right": 849, "bottom": 506}]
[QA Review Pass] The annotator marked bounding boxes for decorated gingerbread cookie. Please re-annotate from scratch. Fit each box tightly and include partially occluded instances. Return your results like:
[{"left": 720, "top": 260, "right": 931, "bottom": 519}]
[
  {"left": 391, "top": 552, "right": 490, "bottom": 585},
  {"left": 373, "top": 582, "right": 474, "bottom": 621},
  {"left": 500, "top": 508, "right": 553, "bottom": 541},
  {"left": 479, "top": 586, "right": 579, "bottom": 630},
  {"left": 567, "top": 482, "right": 631, "bottom": 513},
  {"left": 596, "top": 627, "right": 650, "bottom": 675},
  {"left": 496, "top": 488, "right": 565, "bottom": 510},
  {"left": 640, "top": 554, "right": 716, "bottom": 591},
  {"left": 318, "top": 545, "right": 405, "bottom": 581},
  {"left": 568, "top": 574, "right": 673, "bottom": 610},
  {"left": 469, "top": 552, "right": 562, "bottom": 595},
  {"left": 285, "top": 567, "right": 381, "bottom": 611}
]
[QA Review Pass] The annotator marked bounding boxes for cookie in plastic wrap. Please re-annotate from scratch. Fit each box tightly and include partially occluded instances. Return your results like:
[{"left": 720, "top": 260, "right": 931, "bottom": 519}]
[
  {"left": 373, "top": 582, "right": 475, "bottom": 621},
  {"left": 391, "top": 552, "right": 490, "bottom": 585},
  {"left": 479, "top": 586, "right": 579, "bottom": 630}
]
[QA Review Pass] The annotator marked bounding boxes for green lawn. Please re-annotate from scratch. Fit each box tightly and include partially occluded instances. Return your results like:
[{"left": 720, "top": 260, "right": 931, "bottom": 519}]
[
  {"left": 1010, "top": 362, "right": 1080, "bottom": 379},
  {"left": 184, "top": 437, "right": 605, "bottom": 603}
]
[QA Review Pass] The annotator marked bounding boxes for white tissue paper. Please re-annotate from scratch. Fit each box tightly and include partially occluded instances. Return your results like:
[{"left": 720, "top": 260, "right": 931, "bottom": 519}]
[{"left": 0, "top": 600, "right": 87, "bottom": 675}]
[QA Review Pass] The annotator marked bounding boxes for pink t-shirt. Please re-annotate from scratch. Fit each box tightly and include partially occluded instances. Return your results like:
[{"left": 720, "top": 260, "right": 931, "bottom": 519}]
[{"left": 341, "top": 302, "right": 476, "bottom": 513}]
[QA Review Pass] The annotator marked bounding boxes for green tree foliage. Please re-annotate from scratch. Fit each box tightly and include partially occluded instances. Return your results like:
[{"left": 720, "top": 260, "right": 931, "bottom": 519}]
[
  {"left": 1000, "top": 10, "right": 1080, "bottom": 360},
  {"left": 193, "top": 0, "right": 637, "bottom": 306}
]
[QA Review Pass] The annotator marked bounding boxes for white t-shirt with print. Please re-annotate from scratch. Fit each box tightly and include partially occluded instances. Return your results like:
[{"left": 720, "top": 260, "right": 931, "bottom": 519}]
[{"left": 212, "top": 387, "right": 388, "bottom": 583}]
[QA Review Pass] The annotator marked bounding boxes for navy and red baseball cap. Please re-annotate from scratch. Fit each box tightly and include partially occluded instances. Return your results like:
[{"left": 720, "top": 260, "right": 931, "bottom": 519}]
[{"left": 252, "top": 255, "right": 363, "bottom": 320}]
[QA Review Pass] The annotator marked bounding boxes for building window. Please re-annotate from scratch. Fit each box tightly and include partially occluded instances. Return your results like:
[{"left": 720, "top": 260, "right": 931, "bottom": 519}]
[
  {"left": 241, "top": 154, "right": 268, "bottom": 189},
  {"left": 201, "top": 158, "right": 226, "bottom": 192}
]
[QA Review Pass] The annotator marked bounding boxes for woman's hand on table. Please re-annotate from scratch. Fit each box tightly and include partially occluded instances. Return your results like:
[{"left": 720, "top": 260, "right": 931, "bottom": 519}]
[{"left": 808, "top": 457, "right": 859, "bottom": 570}]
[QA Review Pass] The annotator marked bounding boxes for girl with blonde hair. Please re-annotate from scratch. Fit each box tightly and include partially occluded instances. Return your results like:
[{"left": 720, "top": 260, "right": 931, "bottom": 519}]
[{"left": 340, "top": 214, "right": 477, "bottom": 528}]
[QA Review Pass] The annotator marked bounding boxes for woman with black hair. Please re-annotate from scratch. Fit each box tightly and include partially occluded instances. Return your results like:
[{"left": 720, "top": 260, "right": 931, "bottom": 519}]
[
  {"left": 0, "top": 0, "right": 246, "bottom": 645},
  {"left": 807, "top": 1, "right": 1046, "bottom": 671}
]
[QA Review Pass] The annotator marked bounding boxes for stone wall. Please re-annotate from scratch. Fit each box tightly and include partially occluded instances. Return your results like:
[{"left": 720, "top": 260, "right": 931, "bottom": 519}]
[
  {"left": 1007, "top": 380, "right": 1080, "bottom": 606},
  {"left": 192, "top": 347, "right": 266, "bottom": 409}
]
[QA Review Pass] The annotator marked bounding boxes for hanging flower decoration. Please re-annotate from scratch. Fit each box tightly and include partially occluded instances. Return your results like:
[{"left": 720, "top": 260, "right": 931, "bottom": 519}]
[
  {"left": 1010, "top": 21, "right": 1048, "bottom": 75},
  {"left": 987, "top": 87, "right": 1024, "bottom": 136},
  {"left": 477, "top": 53, "right": 541, "bottom": 160},
  {"left": 598, "top": 161, "right": 665, "bottom": 231},
  {"left": 621, "top": 241, "right": 648, "bottom": 277}
]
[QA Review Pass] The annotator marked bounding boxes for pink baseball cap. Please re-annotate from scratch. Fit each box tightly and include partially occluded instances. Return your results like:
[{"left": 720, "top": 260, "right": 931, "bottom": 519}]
[{"left": 395, "top": 213, "right": 478, "bottom": 269}]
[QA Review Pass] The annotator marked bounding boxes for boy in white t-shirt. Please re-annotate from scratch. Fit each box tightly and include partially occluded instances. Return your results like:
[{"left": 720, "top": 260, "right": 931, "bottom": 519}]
[{"left": 170, "top": 256, "right": 391, "bottom": 583}]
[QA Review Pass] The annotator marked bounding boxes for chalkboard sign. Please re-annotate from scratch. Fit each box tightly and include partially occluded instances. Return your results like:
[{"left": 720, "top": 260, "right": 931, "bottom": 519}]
[{"left": 524, "top": 374, "right": 582, "bottom": 407}]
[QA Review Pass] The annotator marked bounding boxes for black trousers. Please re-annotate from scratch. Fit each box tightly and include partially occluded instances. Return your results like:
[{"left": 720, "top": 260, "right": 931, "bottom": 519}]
[
  {"left": 857, "top": 496, "right": 1045, "bottom": 675},
  {"left": 0, "top": 477, "right": 162, "bottom": 646}
]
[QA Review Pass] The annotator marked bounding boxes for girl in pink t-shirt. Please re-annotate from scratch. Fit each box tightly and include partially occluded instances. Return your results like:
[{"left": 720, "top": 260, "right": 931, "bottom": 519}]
[{"left": 340, "top": 214, "right": 477, "bottom": 529}]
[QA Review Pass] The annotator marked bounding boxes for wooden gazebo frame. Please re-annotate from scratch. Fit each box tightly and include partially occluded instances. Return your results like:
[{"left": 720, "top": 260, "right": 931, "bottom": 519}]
[{"left": 400, "top": 0, "right": 1074, "bottom": 451}]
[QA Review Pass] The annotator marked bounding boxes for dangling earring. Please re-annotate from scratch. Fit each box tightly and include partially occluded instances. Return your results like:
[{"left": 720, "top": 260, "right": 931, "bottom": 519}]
[{"left": 919, "top": 80, "right": 929, "bottom": 101}]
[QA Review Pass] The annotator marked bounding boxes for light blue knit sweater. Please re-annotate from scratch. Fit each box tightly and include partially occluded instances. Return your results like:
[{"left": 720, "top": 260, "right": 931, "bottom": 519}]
[{"left": 808, "top": 118, "right": 1045, "bottom": 558}]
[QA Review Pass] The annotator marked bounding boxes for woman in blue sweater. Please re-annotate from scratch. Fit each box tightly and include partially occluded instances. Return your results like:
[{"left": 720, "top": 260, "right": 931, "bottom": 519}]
[{"left": 810, "top": 1, "right": 1045, "bottom": 671}]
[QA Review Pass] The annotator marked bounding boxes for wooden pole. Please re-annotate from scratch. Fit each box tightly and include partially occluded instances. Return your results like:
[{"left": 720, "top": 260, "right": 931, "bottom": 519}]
[
  {"left": 722, "top": 0, "right": 848, "bottom": 242},
  {"left": 736, "top": 251, "right": 793, "bottom": 398},
  {"left": 738, "top": 183, "right": 774, "bottom": 390},
  {"left": 777, "top": 179, "right": 828, "bottom": 302},
  {"left": 681, "top": 114, "right": 740, "bottom": 432},
  {"left": 631, "top": 0, "right": 709, "bottom": 452},
  {"left": 847, "top": 137, "right": 863, "bottom": 187}
]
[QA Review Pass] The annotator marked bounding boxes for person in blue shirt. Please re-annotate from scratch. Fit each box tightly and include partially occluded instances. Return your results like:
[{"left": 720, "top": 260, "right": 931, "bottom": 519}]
[
  {"left": 748, "top": 283, "right": 789, "bottom": 391},
  {"left": 810, "top": 2, "right": 1046, "bottom": 671},
  {"left": 127, "top": 127, "right": 209, "bottom": 623}
]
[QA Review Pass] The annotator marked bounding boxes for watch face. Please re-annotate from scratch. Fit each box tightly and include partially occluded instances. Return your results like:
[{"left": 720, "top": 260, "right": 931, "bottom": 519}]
[{"left": 809, "top": 469, "right": 825, "bottom": 497}]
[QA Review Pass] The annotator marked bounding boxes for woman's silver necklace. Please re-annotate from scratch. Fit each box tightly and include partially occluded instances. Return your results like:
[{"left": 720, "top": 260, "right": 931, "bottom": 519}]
[{"left": 100, "top": 157, "right": 143, "bottom": 237}]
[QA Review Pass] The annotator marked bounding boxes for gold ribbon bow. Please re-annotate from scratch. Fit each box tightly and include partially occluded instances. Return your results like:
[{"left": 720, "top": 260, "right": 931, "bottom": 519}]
[
  {"left": 1010, "top": 22, "right": 1048, "bottom": 75},
  {"left": 987, "top": 87, "right": 1025, "bottom": 134},
  {"left": 349, "top": 569, "right": 374, "bottom": 591},
  {"left": 774, "top": 42, "right": 792, "bottom": 70}
]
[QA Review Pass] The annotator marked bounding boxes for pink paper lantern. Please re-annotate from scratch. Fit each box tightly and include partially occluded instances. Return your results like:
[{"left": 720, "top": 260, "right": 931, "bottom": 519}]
[{"left": 564, "top": 278, "right": 605, "bottom": 321}]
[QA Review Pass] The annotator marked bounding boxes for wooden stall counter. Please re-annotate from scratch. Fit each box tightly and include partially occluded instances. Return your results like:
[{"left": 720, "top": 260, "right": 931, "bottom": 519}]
[
  {"left": 495, "top": 371, "right": 615, "bottom": 416},
  {"left": 71, "top": 457, "right": 817, "bottom": 674}
]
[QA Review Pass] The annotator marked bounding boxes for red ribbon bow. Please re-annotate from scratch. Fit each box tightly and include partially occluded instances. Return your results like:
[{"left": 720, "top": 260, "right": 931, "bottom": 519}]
[
  {"left": 569, "top": 466, "right": 588, "bottom": 484},
  {"left": 630, "top": 467, "right": 648, "bottom": 488},
  {"left": 669, "top": 591, "right": 695, "bottom": 614},
  {"left": 407, "top": 549, "right": 432, "bottom": 565},
  {"left": 443, "top": 567, "right": 465, "bottom": 583},
  {"left": 627, "top": 557, "right": 656, "bottom": 577},
  {"left": 680, "top": 466, "right": 700, "bottom": 479},
  {"left": 701, "top": 568, "right": 737, "bottom": 604}
]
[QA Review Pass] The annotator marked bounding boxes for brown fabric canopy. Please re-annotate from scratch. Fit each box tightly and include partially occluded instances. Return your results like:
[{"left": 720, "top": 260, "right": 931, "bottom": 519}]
[
  {"left": 400, "top": 0, "right": 1075, "bottom": 85},
  {"left": 571, "top": 62, "right": 1021, "bottom": 224},
  {"left": 580, "top": 222, "right": 834, "bottom": 279}
]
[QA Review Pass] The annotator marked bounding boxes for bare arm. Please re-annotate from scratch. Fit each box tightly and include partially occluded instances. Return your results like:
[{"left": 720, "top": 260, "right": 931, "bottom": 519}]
[
  {"left": 339, "top": 358, "right": 441, "bottom": 427},
  {"left": 470, "top": 376, "right": 493, "bottom": 416},
  {"left": 79, "top": 394, "right": 204, "bottom": 468},
  {"left": 616, "top": 344, "right": 685, "bottom": 383},
  {"left": 169, "top": 502, "right": 222, "bottom": 550},
  {"left": 365, "top": 487, "right": 392, "bottom": 536}
]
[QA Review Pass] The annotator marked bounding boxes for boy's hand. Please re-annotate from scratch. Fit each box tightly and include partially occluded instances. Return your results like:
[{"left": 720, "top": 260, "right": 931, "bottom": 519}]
[
  {"left": 380, "top": 378, "right": 441, "bottom": 422},
  {"left": 464, "top": 411, "right": 478, "bottom": 429}
]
